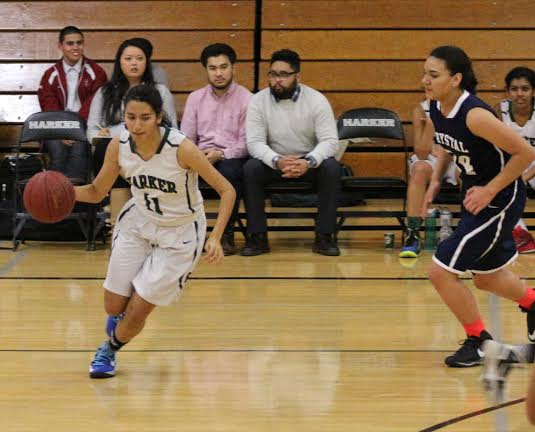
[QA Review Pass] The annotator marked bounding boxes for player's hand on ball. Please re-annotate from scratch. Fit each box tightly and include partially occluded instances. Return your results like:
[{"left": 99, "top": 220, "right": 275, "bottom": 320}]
[{"left": 203, "top": 236, "right": 223, "bottom": 264}]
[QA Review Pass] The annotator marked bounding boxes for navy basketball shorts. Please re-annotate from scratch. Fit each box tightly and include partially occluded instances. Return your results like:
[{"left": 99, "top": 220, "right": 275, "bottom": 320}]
[{"left": 433, "top": 184, "right": 526, "bottom": 274}]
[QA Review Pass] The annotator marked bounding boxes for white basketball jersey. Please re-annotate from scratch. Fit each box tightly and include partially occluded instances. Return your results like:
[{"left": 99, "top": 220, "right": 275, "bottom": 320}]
[
  {"left": 420, "top": 99, "right": 430, "bottom": 118},
  {"left": 118, "top": 127, "right": 204, "bottom": 226},
  {"left": 499, "top": 98, "right": 535, "bottom": 146}
]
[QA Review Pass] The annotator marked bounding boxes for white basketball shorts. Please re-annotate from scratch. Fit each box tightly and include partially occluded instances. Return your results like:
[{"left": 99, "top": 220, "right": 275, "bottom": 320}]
[
  {"left": 103, "top": 202, "right": 207, "bottom": 306},
  {"left": 408, "top": 154, "right": 459, "bottom": 186}
]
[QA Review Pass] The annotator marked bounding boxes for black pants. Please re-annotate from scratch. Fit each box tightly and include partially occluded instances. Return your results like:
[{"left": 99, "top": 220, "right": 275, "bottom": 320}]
[
  {"left": 214, "top": 158, "right": 247, "bottom": 232},
  {"left": 243, "top": 157, "right": 341, "bottom": 234},
  {"left": 46, "top": 139, "right": 89, "bottom": 182}
]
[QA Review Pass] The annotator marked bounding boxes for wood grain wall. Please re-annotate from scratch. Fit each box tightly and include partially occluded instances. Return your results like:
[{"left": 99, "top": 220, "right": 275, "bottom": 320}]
[{"left": 1, "top": 0, "right": 533, "bottom": 176}]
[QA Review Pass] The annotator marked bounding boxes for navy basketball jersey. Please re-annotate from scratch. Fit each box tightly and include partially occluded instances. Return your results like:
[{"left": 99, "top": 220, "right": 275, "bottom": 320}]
[{"left": 429, "top": 91, "right": 523, "bottom": 201}]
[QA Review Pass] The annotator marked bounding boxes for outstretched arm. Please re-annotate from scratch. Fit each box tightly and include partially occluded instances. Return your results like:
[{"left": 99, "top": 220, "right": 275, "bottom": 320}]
[
  {"left": 74, "top": 138, "right": 121, "bottom": 203},
  {"left": 178, "top": 138, "right": 236, "bottom": 263}
]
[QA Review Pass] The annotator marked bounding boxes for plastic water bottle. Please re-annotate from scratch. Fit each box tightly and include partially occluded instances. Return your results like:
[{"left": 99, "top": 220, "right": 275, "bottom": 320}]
[
  {"left": 438, "top": 207, "right": 453, "bottom": 244},
  {"left": 424, "top": 208, "right": 438, "bottom": 250}
]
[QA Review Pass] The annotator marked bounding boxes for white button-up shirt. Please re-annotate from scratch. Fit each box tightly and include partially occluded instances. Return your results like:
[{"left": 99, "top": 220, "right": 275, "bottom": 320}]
[{"left": 62, "top": 59, "right": 82, "bottom": 112}]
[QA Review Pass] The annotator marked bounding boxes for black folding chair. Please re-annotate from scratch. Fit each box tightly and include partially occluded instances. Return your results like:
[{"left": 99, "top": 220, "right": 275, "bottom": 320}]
[
  {"left": 336, "top": 107, "right": 410, "bottom": 231},
  {"left": 11, "top": 111, "right": 106, "bottom": 251}
]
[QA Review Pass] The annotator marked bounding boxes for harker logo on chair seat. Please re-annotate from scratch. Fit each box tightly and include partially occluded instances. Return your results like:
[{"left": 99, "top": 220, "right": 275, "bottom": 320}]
[
  {"left": 343, "top": 118, "right": 396, "bottom": 127},
  {"left": 29, "top": 120, "right": 81, "bottom": 129}
]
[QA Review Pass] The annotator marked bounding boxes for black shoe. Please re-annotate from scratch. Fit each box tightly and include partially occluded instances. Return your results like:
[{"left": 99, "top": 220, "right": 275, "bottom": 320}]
[
  {"left": 312, "top": 233, "right": 340, "bottom": 256},
  {"left": 221, "top": 231, "right": 236, "bottom": 256},
  {"left": 241, "top": 232, "right": 270, "bottom": 256},
  {"left": 518, "top": 291, "right": 535, "bottom": 342},
  {"left": 445, "top": 330, "right": 493, "bottom": 368}
]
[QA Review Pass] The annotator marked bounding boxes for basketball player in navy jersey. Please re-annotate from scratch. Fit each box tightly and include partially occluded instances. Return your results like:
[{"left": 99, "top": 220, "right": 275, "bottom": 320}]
[
  {"left": 74, "top": 84, "right": 235, "bottom": 378},
  {"left": 421, "top": 46, "right": 535, "bottom": 368}
]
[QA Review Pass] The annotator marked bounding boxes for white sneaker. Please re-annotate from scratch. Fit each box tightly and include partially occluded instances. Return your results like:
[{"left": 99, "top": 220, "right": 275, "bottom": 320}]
[{"left": 481, "top": 340, "right": 523, "bottom": 397}]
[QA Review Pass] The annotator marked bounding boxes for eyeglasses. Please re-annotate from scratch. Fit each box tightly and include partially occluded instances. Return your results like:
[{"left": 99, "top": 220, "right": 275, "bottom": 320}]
[
  {"left": 64, "top": 40, "right": 84, "bottom": 46},
  {"left": 267, "top": 71, "right": 297, "bottom": 80}
]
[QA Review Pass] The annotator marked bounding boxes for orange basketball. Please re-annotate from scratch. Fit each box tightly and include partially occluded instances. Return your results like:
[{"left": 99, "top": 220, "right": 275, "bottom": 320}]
[{"left": 23, "top": 171, "right": 75, "bottom": 223}]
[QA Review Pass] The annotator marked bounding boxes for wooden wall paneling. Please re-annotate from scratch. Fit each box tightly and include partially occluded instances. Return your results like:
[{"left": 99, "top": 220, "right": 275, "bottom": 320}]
[
  {"left": 262, "top": 0, "right": 535, "bottom": 29},
  {"left": 340, "top": 152, "right": 407, "bottom": 179},
  {"left": 0, "top": 95, "right": 40, "bottom": 123},
  {"left": 0, "top": 92, "right": 504, "bottom": 124},
  {"left": 0, "top": 125, "right": 22, "bottom": 145},
  {"left": 261, "top": 30, "right": 535, "bottom": 60},
  {"left": 275, "top": 61, "right": 535, "bottom": 91},
  {"left": 258, "top": 60, "right": 535, "bottom": 91},
  {"left": 0, "top": 94, "right": 197, "bottom": 123},
  {"left": 0, "top": 124, "right": 413, "bottom": 152},
  {"left": 324, "top": 92, "right": 503, "bottom": 121},
  {"left": 0, "top": 1, "right": 255, "bottom": 30},
  {"left": 0, "top": 62, "right": 255, "bottom": 92},
  {"left": 2, "top": 59, "right": 518, "bottom": 93},
  {"left": 0, "top": 31, "right": 254, "bottom": 61},
  {"left": 0, "top": 125, "right": 417, "bottom": 178}
]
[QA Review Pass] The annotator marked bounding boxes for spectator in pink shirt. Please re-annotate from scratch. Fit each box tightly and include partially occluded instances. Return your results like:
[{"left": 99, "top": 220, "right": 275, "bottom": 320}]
[{"left": 181, "top": 43, "right": 252, "bottom": 255}]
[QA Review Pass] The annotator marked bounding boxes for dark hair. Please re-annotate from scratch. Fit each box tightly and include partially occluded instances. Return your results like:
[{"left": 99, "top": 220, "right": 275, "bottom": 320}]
[
  {"left": 200, "top": 43, "right": 237, "bottom": 67},
  {"left": 128, "top": 37, "right": 153, "bottom": 58},
  {"left": 59, "top": 26, "right": 83, "bottom": 43},
  {"left": 270, "top": 49, "right": 300, "bottom": 72},
  {"left": 101, "top": 39, "right": 155, "bottom": 126},
  {"left": 124, "top": 84, "right": 171, "bottom": 128},
  {"left": 430, "top": 45, "right": 478, "bottom": 94},
  {"left": 505, "top": 66, "right": 535, "bottom": 89}
]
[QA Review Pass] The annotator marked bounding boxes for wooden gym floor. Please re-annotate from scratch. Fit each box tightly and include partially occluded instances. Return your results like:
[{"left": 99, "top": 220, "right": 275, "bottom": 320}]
[{"left": 1, "top": 204, "right": 535, "bottom": 431}]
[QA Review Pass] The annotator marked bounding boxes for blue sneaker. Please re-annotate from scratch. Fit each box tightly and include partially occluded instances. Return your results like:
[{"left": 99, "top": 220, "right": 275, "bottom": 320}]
[
  {"left": 106, "top": 313, "right": 124, "bottom": 337},
  {"left": 89, "top": 342, "right": 116, "bottom": 379},
  {"left": 399, "top": 229, "right": 421, "bottom": 258}
]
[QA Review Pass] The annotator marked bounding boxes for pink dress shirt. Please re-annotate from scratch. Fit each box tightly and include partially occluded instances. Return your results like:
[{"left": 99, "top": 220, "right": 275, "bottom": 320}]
[{"left": 180, "top": 81, "right": 252, "bottom": 159}]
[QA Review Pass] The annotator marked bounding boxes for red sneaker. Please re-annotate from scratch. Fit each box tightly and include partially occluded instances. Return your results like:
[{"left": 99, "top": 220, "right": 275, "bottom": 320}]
[{"left": 513, "top": 227, "right": 535, "bottom": 254}]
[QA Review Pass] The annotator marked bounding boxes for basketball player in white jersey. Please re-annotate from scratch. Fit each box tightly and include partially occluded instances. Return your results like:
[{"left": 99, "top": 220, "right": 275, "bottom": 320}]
[
  {"left": 495, "top": 66, "right": 535, "bottom": 253},
  {"left": 74, "top": 84, "right": 236, "bottom": 378},
  {"left": 399, "top": 99, "right": 459, "bottom": 257}
]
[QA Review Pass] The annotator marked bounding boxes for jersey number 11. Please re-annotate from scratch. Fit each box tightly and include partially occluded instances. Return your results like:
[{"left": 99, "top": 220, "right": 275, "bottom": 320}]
[{"left": 144, "top": 193, "right": 163, "bottom": 215}]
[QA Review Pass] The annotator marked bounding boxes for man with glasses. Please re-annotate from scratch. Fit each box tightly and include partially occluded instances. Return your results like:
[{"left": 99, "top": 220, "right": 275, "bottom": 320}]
[
  {"left": 38, "top": 26, "right": 107, "bottom": 183},
  {"left": 181, "top": 43, "right": 252, "bottom": 255},
  {"left": 242, "top": 49, "right": 341, "bottom": 256}
]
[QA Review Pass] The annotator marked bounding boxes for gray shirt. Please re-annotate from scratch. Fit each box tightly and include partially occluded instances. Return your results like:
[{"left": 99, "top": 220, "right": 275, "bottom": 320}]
[
  {"left": 87, "top": 83, "right": 177, "bottom": 142},
  {"left": 246, "top": 84, "right": 339, "bottom": 168}
]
